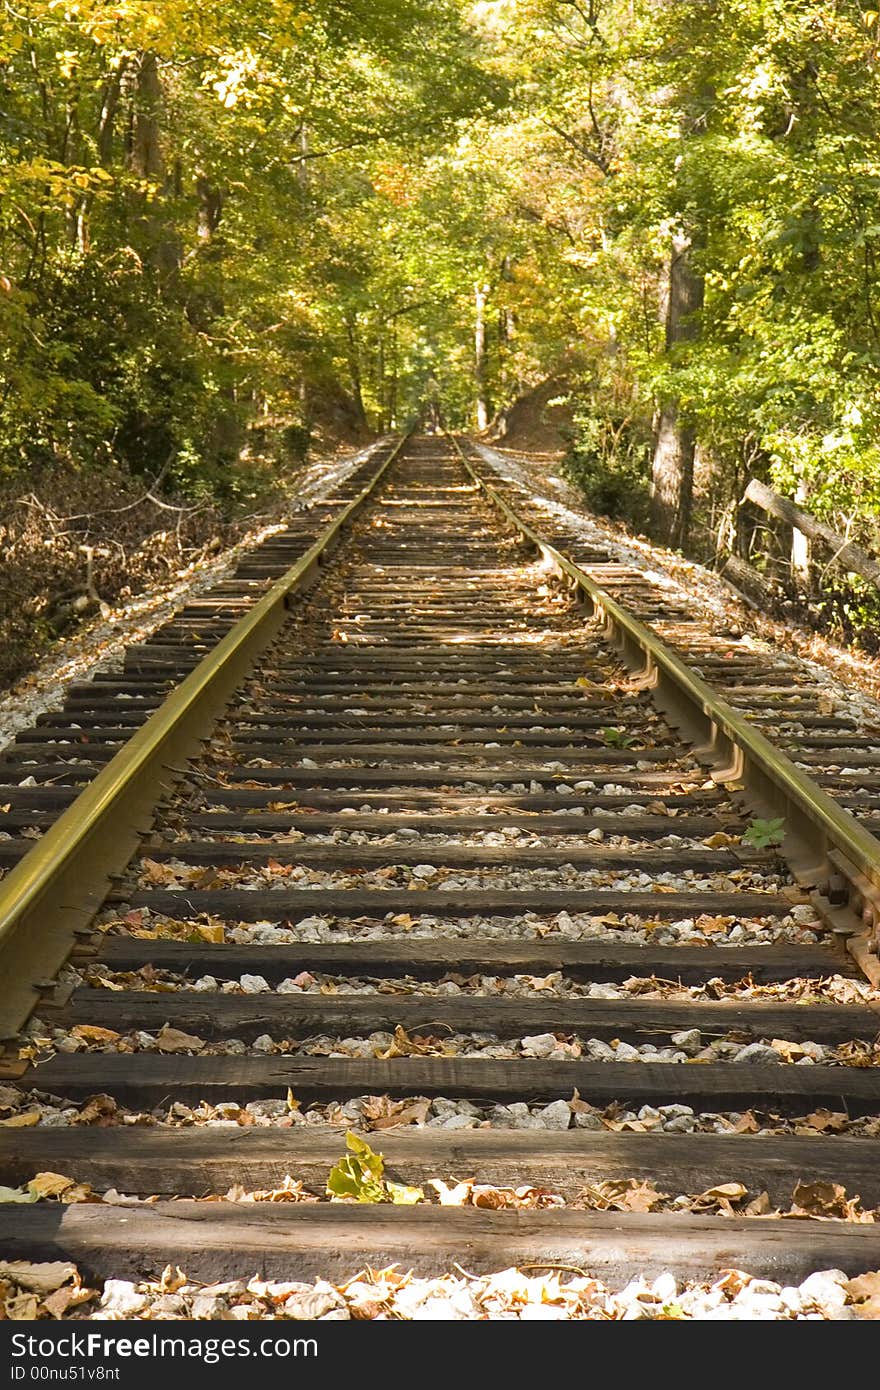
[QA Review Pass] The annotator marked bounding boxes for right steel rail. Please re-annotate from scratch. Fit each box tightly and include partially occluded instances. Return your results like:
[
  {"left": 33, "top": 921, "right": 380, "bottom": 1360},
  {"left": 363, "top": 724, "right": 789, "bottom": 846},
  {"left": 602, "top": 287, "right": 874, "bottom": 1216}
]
[{"left": 452, "top": 437, "right": 880, "bottom": 979}]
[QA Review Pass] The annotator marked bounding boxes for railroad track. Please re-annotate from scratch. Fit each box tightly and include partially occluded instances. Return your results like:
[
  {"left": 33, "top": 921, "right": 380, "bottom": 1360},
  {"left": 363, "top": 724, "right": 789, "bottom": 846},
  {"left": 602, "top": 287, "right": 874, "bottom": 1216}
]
[{"left": 1, "top": 434, "right": 880, "bottom": 1306}]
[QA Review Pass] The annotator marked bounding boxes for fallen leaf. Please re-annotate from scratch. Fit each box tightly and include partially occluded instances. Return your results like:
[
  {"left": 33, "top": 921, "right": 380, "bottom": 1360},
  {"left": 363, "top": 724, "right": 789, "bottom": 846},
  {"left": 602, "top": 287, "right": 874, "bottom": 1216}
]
[
  {"left": 430, "top": 1179, "right": 474, "bottom": 1206},
  {"left": 196, "top": 923, "right": 225, "bottom": 944},
  {"left": 745, "top": 1191, "right": 773, "bottom": 1216},
  {"left": 700, "top": 1183, "right": 748, "bottom": 1201},
  {"left": 577, "top": 1179, "right": 667, "bottom": 1212},
  {"left": 806, "top": 1109, "right": 848, "bottom": 1133},
  {"left": 386, "top": 1181, "right": 424, "bottom": 1205},
  {"left": 789, "top": 1180, "right": 868, "bottom": 1221},
  {"left": 28, "top": 1172, "right": 76, "bottom": 1200},
  {"left": 846, "top": 1270, "right": 880, "bottom": 1308},
  {"left": 73, "top": 1094, "right": 117, "bottom": 1126},
  {"left": 156, "top": 1025, "right": 205, "bottom": 1053},
  {"left": 71, "top": 1025, "right": 120, "bottom": 1045},
  {"left": 160, "top": 1265, "right": 187, "bottom": 1294},
  {"left": 0, "top": 1112, "right": 39, "bottom": 1128}
]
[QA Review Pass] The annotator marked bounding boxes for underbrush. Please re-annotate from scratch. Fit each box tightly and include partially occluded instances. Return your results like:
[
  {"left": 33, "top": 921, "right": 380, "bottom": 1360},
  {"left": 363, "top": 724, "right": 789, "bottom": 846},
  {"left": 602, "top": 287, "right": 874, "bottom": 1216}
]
[
  {"left": 0, "top": 455, "right": 282, "bottom": 689},
  {"left": 562, "top": 410, "right": 652, "bottom": 529}
]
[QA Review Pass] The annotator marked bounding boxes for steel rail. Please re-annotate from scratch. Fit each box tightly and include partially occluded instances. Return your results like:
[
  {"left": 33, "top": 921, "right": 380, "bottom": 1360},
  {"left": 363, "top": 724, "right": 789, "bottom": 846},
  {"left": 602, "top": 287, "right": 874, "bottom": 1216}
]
[
  {"left": 0, "top": 434, "right": 409, "bottom": 1036},
  {"left": 450, "top": 435, "right": 880, "bottom": 976}
]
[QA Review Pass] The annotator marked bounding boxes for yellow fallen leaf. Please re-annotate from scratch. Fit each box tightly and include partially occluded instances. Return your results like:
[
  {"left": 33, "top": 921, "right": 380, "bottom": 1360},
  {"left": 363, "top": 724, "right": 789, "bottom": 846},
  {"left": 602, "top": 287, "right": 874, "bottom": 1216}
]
[
  {"left": 28, "top": 1172, "right": 75, "bottom": 1199},
  {"left": 72, "top": 1025, "right": 120, "bottom": 1044},
  {"left": 0, "top": 1112, "right": 40, "bottom": 1128},
  {"left": 196, "top": 923, "right": 225, "bottom": 944}
]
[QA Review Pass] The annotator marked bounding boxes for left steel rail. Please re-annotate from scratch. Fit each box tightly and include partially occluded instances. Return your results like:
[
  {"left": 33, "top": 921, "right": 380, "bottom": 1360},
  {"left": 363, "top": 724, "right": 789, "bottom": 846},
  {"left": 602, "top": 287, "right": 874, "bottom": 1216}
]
[{"left": 0, "top": 434, "right": 408, "bottom": 1036}]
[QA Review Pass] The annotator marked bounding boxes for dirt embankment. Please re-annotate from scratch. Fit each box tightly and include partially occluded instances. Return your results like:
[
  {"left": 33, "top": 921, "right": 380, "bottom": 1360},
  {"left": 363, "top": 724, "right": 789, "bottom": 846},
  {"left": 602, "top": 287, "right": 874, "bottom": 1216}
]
[
  {"left": 0, "top": 466, "right": 248, "bottom": 689},
  {"left": 491, "top": 379, "right": 571, "bottom": 456}
]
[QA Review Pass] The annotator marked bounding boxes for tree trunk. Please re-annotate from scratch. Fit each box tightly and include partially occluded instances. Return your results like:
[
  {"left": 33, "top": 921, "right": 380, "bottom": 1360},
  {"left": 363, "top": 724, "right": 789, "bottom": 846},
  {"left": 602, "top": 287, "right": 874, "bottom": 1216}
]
[
  {"left": 197, "top": 177, "right": 224, "bottom": 244},
  {"left": 344, "top": 313, "right": 368, "bottom": 430},
  {"left": 129, "top": 52, "right": 179, "bottom": 275},
  {"left": 376, "top": 332, "right": 386, "bottom": 434},
  {"left": 649, "top": 230, "right": 703, "bottom": 547},
  {"left": 387, "top": 322, "right": 398, "bottom": 429},
  {"left": 131, "top": 52, "right": 163, "bottom": 183},
  {"left": 651, "top": 402, "right": 694, "bottom": 548},
  {"left": 790, "top": 480, "right": 812, "bottom": 589},
  {"left": 743, "top": 479, "right": 880, "bottom": 591},
  {"left": 474, "top": 281, "right": 490, "bottom": 431}
]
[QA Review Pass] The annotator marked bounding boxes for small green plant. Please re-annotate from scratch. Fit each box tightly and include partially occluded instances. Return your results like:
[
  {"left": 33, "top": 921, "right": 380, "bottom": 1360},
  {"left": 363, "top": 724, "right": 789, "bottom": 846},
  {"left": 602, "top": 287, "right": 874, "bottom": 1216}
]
[
  {"left": 742, "top": 816, "right": 786, "bottom": 850},
  {"left": 602, "top": 726, "right": 637, "bottom": 749},
  {"left": 326, "top": 1132, "right": 423, "bottom": 1204}
]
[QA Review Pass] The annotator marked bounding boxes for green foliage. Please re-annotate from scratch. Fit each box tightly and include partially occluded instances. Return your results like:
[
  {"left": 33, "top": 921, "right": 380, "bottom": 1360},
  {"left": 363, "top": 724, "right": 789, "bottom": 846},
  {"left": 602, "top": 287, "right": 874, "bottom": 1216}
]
[
  {"left": 326, "top": 1132, "right": 424, "bottom": 1204},
  {"left": 0, "top": 0, "right": 497, "bottom": 491},
  {"left": 3, "top": 0, "right": 880, "bottom": 641},
  {"left": 564, "top": 408, "right": 653, "bottom": 527},
  {"left": 742, "top": 817, "right": 786, "bottom": 850},
  {"left": 601, "top": 726, "right": 637, "bottom": 749}
]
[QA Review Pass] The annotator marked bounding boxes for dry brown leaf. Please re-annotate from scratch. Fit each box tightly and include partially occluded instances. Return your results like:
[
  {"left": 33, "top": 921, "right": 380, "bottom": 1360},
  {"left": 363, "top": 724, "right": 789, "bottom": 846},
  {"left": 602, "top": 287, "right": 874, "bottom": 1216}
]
[
  {"left": 569, "top": 1088, "right": 592, "bottom": 1116},
  {"left": 139, "top": 858, "right": 189, "bottom": 887},
  {"left": 6, "top": 1294, "right": 39, "bottom": 1320},
  {"left": 695, "top": 914, "right": 729, "bottom": 934},
  {"left": 836, "top": 1040, "right": 877, "bottom": 1067},
  {"left": 156, "top": 1024, "right": 206, "bottom": 1053},
  {"left": 43, "top": 1283, "right": 95, "bottom": 1317},
  {"left": 806, "top": 1109, "right": 848, "bottom": 1133},
  {"left": 472, "top": 1184, "right": 565, "bottom": 1210},
  {"left": 376, "top": 1025, "right": 445, "bottom": 1059},
  {"left": 731, "top": 1111, "right": 760, "bottom": 1133},
  {"left": 713, "top": 1269, "right": 752, "bottom": 1298},
  {"left": 0, "top": 1261, "right": 76, "bottom": 1295},
  {"left": 700, "top": 1182, "right": 748, "bottom": 1202},
  {"left": 770, "top": 1038, "right": 808, "bottom": 1062},
  {"left": 28, "top": 1172, "right": 76, "bottom": 1200},
  {"left": 71, "top": 1025, "right": 120, "bottom": 1045},
  {"left": 845, "top": 1270, "right": 880, "bottom": 1306},
  {"left": 789, "top": 1180, "right": 869, "bottom": 1221},
  {"left": 745, "top": 1191, "right": 773, "bottom": 1216},
  {"left": 577, "top": 1179, "right": 667, "bottom": 1212},
  {"left": 362, "top": 1096, "right": 430, "bottom": 1130},
  {"left": 159, "top": 1265, "right": 187, "bottom": 1294},
  {"left": 73, "top": 1094, "right": 117, "bottom": 1127}
]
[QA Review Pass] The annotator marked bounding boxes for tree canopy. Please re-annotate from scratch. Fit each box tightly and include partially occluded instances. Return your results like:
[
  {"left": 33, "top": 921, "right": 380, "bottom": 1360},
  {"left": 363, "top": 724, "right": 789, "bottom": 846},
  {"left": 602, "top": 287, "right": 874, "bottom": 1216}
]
[{"left": 2, "top": 0, "right": 880, "bottom": 590}]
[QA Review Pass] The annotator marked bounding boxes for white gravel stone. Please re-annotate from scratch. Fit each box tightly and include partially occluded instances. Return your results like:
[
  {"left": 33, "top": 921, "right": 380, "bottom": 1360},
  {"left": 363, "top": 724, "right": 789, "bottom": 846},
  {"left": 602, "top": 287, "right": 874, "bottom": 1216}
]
[
  {"left": 520, "top": 1032, "right": 559, "bottom": 1058},
  {"left": 101, "top": 1280, "right": 148, "bottom": 1316},
  {"left": 240, "top": 974, "right": 271, "bottom": 994},
  {"left": 734, "top": 1043, "right": 782, "bottom": 1065},
  {"left": 671, "top": 1029, "right": 702, "bottom": 1056},
  {"left": 538, "top": 1100, "right": 572, "bottom": 1130},
  {"left": 799, "top": 1271, "right": 848, "bottom": 1311},
  {"left": 441, "top": 1114, "right": 479, "bottom": 1131}
]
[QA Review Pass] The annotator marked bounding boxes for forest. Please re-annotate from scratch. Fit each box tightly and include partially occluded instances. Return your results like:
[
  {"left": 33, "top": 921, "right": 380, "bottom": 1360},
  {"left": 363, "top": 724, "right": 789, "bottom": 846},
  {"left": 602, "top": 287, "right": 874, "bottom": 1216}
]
[{"left": 2, "top": 0, "right": 880, "bottom": 679}]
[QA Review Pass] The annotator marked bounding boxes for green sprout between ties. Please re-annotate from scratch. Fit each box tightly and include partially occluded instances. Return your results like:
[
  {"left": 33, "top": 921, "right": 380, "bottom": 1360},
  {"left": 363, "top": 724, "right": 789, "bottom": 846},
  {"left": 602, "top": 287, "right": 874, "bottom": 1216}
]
[{"left": 742, "top": 817, "right": 786, "bottom": 850}]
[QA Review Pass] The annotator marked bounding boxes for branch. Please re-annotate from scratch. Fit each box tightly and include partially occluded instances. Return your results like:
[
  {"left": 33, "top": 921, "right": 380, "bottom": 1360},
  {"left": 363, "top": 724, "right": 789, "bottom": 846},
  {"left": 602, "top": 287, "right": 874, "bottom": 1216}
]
[{"left": 542, "top": 118, "right": 611, "bottom": 174}]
